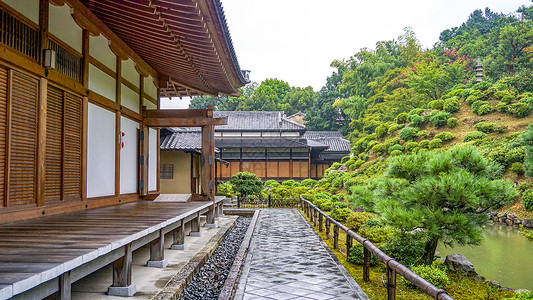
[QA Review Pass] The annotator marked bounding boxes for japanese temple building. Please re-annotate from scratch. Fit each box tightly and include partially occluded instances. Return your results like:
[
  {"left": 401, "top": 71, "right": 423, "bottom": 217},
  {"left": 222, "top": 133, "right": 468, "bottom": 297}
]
[
  {"left": 160, "top": 111, "right": 350, "bottom": 192},
  {"left": 0, "top": 0, "right": 247, "bottom": 298}
]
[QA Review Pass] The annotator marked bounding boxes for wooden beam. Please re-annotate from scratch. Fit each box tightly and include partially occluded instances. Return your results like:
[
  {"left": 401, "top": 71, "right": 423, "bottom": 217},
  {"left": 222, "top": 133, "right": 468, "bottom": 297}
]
[
  {"left": 4, "top": 70, "right": 13, "bottom": 208},
  {"left": 143, "top": 117, "right": 226, "bottom": 127},
  {"left": 39, "top": 0, "right": 50, "bottom": 65},
  {"left": 59, "top": 271, "right": 71, "bottom": 300},
  {"left": 81, "top": 30, "right": 90, "bottom": 89},
  {"left": 144, "top": 108, "right": 211, "bottom": 119},
  {"left": 115, "top": 112, "right": 121, "bottom": 197},
  {"left": 36, "top": 78, "right": 47, "bottom": 207},
  {"left": 139, "top": 125, "right": 148, "bottom": 197}
]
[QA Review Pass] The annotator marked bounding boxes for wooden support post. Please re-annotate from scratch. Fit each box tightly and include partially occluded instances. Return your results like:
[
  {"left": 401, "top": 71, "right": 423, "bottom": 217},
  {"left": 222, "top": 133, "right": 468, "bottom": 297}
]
[
  {"left": 346, "top": 235, "right": 353, "bottom": 257},
  {"left": 39, "top": 0, "right": 49, "bottom": 64},
  {"left": 205, "top": 206, "right": 216, "bottom": 228},
  {"left": 318, "top": 213, "right": 323, "bottom": 232},
  {"left": 171, "top": 220, "right": 185, "bottom": 250},
  {"left": 325, "top": 218, "right": 330, "bottom": 238},
  {"left": 387, "top": 265, "right": 396, "bottom": 300},
  {"left": 313, "top": 210, "right": 318, "bottom": 227},
  {"left": 147, "top": 229, "right": 167, "bottom": 268},
  {"left": 36, "top": 78, "right": 47, "bottom": 207},
  {"left": 139, "top": 125, "right": 149, "bottom": 197},
  {"left": 81, "top": 29, "right": 89, "bottom": 88},
  {"left": 115, "top": 112, "right": 121, "bottom": 197},
  {"left": 363, "top": 247, "right": 370, "bottom": 282},
  {"left": 108, "top": 243, "right": 136, "bottom": 297},
  {"left": 59, "top": 271, "right": 71, "bottom": 300},
  {"left": 81, "top": 97, "right": 88, "bottom": 201},
  {"left": 189, "top": 213, "right": 201, "bottom": 237},
  {"left": 333, "top": 224, "right": 339, "bottom": 250}
]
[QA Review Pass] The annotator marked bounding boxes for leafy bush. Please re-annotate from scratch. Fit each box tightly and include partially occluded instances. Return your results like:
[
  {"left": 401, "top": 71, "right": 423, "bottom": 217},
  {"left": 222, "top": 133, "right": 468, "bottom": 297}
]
[
  {"left": 463, "top": 131, "right": 487, "bottom": 142},
  {"left": 354, "top": 159, "right": 365, "bottom": 169},
  {"left": 388, "top": 144, "right": 404, "bottom": 153},
  {"left": 443, "top": 97, "right": 460, "bottom": 113},
  {"left": 390, "top": 150, "right": 403, "bottom": 156},
  {"left": 505, "top": 147, "right": 526, "bottom": 165},
  {"left": 404, "top": 141, "right": 418, "bottom": 152},
  {"left": 523, "top": 189, "right": 533, "bottom": 211},
  {"left": 216, "top": 181, "right": 234, "bottom": 197},
  {"left": 395, "top": 112, "right": 409, "bottom": 124},
  {"left": 446, "top": 117, "right": 458, "bottom": 128},
  {"left": 508, "top": 102, "right": 531, "bottom": 118},
  {"left": 375, "top": 123, "right": 389, "bottom": 139},
  {"left": 384, "top": 137, "right": 400, "bottom": 148},
  {"left": 388, "top": 123, "right": 404, "bottom": 134},
  {"left": 282, "top": 179, "right": 301, "bottom": 187},
  {"left": 348, "top": 244, "right": 378, "bottom": 266},
  {"left": 330, "top": 207, "right": 354, "bottom": 222},
  {"left": 419, "top": 139, "right": 430, "bottom": 149},
  {"left": 429, "top": 138, "right": 443, "bottom": 149},
  {"left": 326, "top": 162, "right": 341, "bottom": 172},
  {"left": 404, "top": 264, "right": 449, "bottom": 289},
  {"left": 429, "top": 112, "right": 451, "bottom": 127},
  {"left": 399, "top": 127, "right": 418, "bottom": 141},
  {"left": 510, "top": 162, "right": 525, "bottom": 175},
  {"left": 264, "top": 179, "right": 280, "bottom": 188},
  {"left": 502, "top": 291, "right": 533, "bottom": 300},
  {"left": 300, "top": 179, "right": 316, "bottom": 187},
  {"left": 358, "top": 224, "right": 399, "bottom": 244},
  {"left": 434, "top": 131, "right": 454, "bottom": 142},
  {"left": 428, "top": 99, "right": 444, "bottom": 110},
  {"left": 380, "top": 234, "right": 425, "bottom": 267},
  {"left": 315, "top": 198, "right": 334, "bottom": 211},
  {"left": 230, "top": 172, "right": 263, "bottom": 196},
  {"left": 270, "top": 185, "right": 308, "bottom": 198},
  {"left": 409, "top": 108, "right": 425, "bottom": 116},
  {"left": 474, "top": 121, "right": 506, "bottom": 133},
  {"left": 472, "top": 100, "right": 492, "bottom": 115},
  {"left": 346, "top": 212, "right": 375, "bottom": 232},
  {"left": 331, "top": 201, "right": 348, "bottom": 209},
  {"left": 408, "top": 114, "right": 424, "bottom": 127},
  {"left": 371, "top": 143, "right": 386, "bottom": 155}
]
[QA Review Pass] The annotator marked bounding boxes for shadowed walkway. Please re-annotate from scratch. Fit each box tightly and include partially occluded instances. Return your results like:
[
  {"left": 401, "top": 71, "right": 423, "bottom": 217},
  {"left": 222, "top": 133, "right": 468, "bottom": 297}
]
[{"left": 235, "top": 209, "right": 368, "bottom": 300}]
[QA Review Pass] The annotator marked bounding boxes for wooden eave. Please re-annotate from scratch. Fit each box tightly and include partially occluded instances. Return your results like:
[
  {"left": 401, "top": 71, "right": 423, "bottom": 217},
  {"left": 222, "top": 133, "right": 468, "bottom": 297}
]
[{"left": 143, "top": 107, "right": 227, "bottom": 127}]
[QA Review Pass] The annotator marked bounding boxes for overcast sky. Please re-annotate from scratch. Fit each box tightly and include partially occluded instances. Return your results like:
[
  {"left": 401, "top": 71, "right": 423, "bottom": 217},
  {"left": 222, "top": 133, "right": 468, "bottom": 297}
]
[{"left": 162, "top": 0, "right": 530, "bottom": 109}]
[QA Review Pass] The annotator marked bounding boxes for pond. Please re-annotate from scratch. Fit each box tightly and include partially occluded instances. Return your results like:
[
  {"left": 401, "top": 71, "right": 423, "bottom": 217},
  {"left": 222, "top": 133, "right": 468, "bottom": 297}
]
[{"left": 438, "top": 223, "right": 533, "bottom": 290}]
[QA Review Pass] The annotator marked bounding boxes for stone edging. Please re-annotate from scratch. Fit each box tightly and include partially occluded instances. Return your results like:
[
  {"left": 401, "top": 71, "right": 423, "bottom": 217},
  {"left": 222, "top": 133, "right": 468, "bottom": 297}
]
[
  {"left": 490, "top": 212, "right": 533, "bottom": 228},
  {"left": 151, "top": 217, "right": 237, "bottom": 300},
  {"left": 218, "top": 210, "right": 261, "bottom": 300}
]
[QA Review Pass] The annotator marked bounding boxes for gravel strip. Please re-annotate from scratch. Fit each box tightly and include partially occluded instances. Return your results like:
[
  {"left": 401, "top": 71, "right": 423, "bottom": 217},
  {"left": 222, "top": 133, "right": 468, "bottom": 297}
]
[{"left": 179, "top": 217, "right": 251, "bottom": 300}]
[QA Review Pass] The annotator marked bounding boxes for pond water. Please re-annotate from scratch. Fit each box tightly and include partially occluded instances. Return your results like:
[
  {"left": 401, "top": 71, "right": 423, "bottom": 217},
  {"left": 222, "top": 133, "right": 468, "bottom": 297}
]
[{"left": 438, "top": 223, "right": 533, "bottom": 290}]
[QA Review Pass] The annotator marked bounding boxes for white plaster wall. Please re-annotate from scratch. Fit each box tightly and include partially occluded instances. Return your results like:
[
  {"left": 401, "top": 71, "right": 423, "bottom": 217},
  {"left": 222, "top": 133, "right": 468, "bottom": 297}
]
[
  {"left": 89, "top": 64, "right": 116, "bottom": 101},
  {"left": 120, "top": 117, "right": 139, "bottom": 194},
  {"left": 122, "top": 59, "right": 140, "bottom": 88},
  {"left": 148, "top": 128, "right": 157, "bottom": 192},
  {"left": 49, "top": 4, "right": 82, "bottom": 53},
  {"left": 222, "top": 132, "right": 241, "bottom": 137},
  {"left": 144, "top": 76, "right": 158, "bottom": 100},
  {"left": 121, "top": 84, "right": 140, "bottom": 113},
  {"left": 242, "top": 132, "right": 261, "bottom": 137},
  {"left": 143, "top": 98, "right": 157, "bottom": 110},
  {"left": 281, "top": 132, "right": 300, "bottom": 137},
  {"left": 262, "top": 132, "right": 280, "bottom": 137},
  {"left": 89, "top": 34, "right": 116, "bottom": 72},
  {"left": 3, "top": 0, "right": 39, "bottom": 23},
  {"left": 87, "top": 103, "right": 115, "bottom": 198}
]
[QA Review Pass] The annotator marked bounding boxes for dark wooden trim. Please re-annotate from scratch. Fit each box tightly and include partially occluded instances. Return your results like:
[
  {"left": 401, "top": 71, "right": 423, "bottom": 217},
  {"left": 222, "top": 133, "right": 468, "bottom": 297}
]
[
  {"left": 156, "top": 128, "right": 160, "bottom": 193},
  {"left": 39, "top": 0, "right": 50, "bottom": 65},
  {"left": 139, "top": 125, "right": 148, "bottom": 197},
  {"left": 61, "top": 90, "right": 67, "bottom": 201},
  {"left": 4, "top": 69, "right": 13, "bottom": 207},
  {"left": 59, "top": 271, "right": 71, "bottom": 299},
  {"left": 115, "top": 56, "right": 121, "bottom": 105},
  {"left": 88, "top": 56, "right": 116, "bottom": 79},
  {"left": 115, "top": 112, "right": 121, "bottom": 197},
  {"left": 81, "top": 30, "right": 90, "bottom": 88},
  {"left": 81, "top": 97, "right": 88, "bottom": 201},
  {"left": 36, "top": 78, "right": 47, "bottom": 207},
  {"left": 143, "top": 116, "right": 226, "bottom": 127},
  {"left": 121, "top": 78, "right": 140, "bottom": 94},
  {"left": 113, "top": 243, "right": 132, "bottom": 287},
  {"left": 138, "top": 75, "right": 144, "bottom": 114},
  {"left": 190, "top": 152, "right": 194, "bottom": 193}
]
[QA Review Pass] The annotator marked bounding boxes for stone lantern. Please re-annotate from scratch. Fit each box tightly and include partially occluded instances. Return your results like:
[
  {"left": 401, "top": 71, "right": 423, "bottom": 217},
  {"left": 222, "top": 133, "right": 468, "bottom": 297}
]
[{"left": 475, "top": 57, "right": 483, "bottom": 82}]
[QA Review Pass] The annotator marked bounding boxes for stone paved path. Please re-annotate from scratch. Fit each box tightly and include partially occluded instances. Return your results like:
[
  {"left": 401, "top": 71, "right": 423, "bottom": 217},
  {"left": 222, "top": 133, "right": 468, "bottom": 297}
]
[{"left": 235, "top": 209, "right": 368, "bottom": 300}]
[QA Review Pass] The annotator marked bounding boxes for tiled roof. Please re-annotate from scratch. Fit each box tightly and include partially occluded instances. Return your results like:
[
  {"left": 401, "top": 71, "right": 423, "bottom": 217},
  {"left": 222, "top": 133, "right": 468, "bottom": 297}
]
[
  {"left": 312, "top": 137, "right": 351, "bottom": 152},
  {"left": 215, "top": 138, "right": 310, "bottom": 149},
  {"left": 160, "top": 131, "right": 202, "bottom": 151},
  {"left": 213, "top": 111, "right": 305, "bottom": 131},
  {"left": 303, "top": 131, "right": 344, "bottom": 139}
]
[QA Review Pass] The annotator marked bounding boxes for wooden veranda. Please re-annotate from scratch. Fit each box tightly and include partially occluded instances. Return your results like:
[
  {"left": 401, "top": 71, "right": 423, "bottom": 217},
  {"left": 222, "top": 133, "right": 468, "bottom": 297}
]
[{"left": 0, "top": 198, "right": 224, "bottom": 299}]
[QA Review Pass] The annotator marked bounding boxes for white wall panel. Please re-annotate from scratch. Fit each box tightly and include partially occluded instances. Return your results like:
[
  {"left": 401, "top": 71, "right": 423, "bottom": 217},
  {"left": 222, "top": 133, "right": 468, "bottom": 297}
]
[
  {"left": 121, "top": 84, "right": 140, "bottom": 113},
  {"left": 49, "top": 4, "right": 82, "bottom": 53},
  {"left": 89, "top": 64, "right": 116, "bottom": 101},
  {"left": 143, "top": 98, "right": 157, "bottom": 110},
  {"left": 89, "top": 34, "right": 116, "bottom": 72},
  {"left": 120, "top": 117, "right": 139, "bottom": 194},
  {"left": 148, "top": 128, "right": 157, "bottom": 191},
  {"left": 87, "top": 103, "right": 115, "bottom": 197},
  {"left": 3, "top": 0, "right": 39, "bottom": 23},
  {"left": 122, "top": 59, "right": 140, "bottom": 88},
  {"left": 144, "top": 75, "right": 158, "bottom": 100}
]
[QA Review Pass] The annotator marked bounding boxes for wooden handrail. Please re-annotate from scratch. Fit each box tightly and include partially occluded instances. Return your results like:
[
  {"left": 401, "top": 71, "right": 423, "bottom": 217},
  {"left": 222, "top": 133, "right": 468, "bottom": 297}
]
[{"left": 300, "top": 196, "right": 454, "bottom": 300}]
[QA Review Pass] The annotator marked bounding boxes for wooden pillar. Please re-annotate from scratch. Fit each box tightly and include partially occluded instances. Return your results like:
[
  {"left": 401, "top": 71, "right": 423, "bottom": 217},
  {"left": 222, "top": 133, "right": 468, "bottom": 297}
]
[
  {"left": 59, "top": 271, "right": 71, "bottom": 300},
  {"left": 189, "top": 212, "right": 201, "bottom": 237},
  {"left": 333, "top": 224, "right": 339, "bottom": 249},
  {"left": 81, "top": 29, "right": 89, "bottom": 88},
  {"left": 139, "top": 124, "right": 148, "bottom": 197},
  {"left": 289, "top": 149, "right": 293, "bottom": 179},
  {"left": 115, "top": 112, "right": 121, "bottom": 197},
  {"left": 108, "top": 243, "right": 136, "bottom": 297},
  {"left": 36, "top": 78, "right": 47, "bottom": 207},
  {"left": 363, "top": 247, "right": 370, "bottom": 282},
  {"left": 39, "top": 0, "right": 49, "bottom": 64},
  {"left": 308, "top": 150, "right": 311, "bottom": 178},
  {"left": 387, "top": 265, "right": 396, "bottom": 300},
  {"left": 171, "top": 220, "right": 185, "bottom": 250},
  {"left": 190, "top": 153, "right": 195, "bottom": 193},
  {"left": 318, "top": 213, "right": 323, "bottom": 232},
  {"left": 147, "top": 229, "right": 167, "bottom": 268},
  {"left": 346, "top": 235, "right": 353, "bottom": 257},
  {"left": 81, "top": 97, "right": 88, "bottom": 201}
]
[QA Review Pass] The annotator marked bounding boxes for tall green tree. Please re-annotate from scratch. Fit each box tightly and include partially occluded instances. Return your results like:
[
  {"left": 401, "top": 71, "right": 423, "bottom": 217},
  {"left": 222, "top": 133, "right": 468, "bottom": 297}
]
[
  {"left": 524, "top": 123, "right": 533, "bottom": 177},
  {"left": 356, "top": 147, "right": 515, "bottom": 265}
]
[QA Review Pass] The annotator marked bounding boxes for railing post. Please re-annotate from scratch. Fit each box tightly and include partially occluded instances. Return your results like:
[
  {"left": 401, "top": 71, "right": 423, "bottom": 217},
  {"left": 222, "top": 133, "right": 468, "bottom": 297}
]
[
  {"left": 237, "top": 195, "right": 240, "bottom": 208},
  {"left": 313, "top": 209, "right": 318, "bottom": 227},
  {"left": 310, "top": 206, "right": 314, "bottom": 223},
  {"left": 333, "top": 224, "right": 339, "bottom": 249},
  {"left": 363, "top": 246, "right": 370, "bottom": 282},
  {"left": 268, "top": 194, "right": 271, "bottom": 208},
  {"left": 318, "top": 213, "right": 323, "bottom": 232},
  {"left": 325, "top": 218, "right": 330, "bottom": 238},
  {"left": 387, "top": 265, "right": 396, "bottom": 300},
  {"left": 346, "top": 234, "right": 353, "bottom": 257}
]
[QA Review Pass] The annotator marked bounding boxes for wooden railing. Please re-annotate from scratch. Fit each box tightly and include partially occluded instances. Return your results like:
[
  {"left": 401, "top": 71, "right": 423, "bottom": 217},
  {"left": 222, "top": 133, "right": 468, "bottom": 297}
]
[
  {"left": 0, "top": 5, "right": 40, "bottom": 61},
  {"left": 236, "top": 195, "right": 300, "bottom": 208},
  {"left": 49, "top": 36, "right": 83, "bottom": 82},
  {"left": 300, "top": 196, "right": 454, "bottom": 300}
]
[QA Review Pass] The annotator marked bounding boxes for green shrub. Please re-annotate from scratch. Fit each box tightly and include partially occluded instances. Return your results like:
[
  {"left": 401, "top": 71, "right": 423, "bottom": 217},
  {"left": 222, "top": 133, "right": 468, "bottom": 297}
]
[
  {"left": 380, "top": 234, "right": 425, "bottom": 267},
  {"left": 517, "top": 182, "right": 533, "bottom": 192},
  {"left": 434, "top": 131, "right": 454, "bottom": 142},
  {"left": 443, "top": 97, "right": 460, "bottom": 113},
  {"left": 510, "top": 162, "right": 525, "bottom": 175},
  {"left": 429, "top": 112, "right": 451, "bottom": 127},
  {"left": 282, "top": 179, "right": 301, "bottom": 187},
  {"left": 429, "top": 138, "right": 443, "bottom": 149},
  {"left": 399, "top": 127, "right": 418, "bottom": 141},
  {"left": 428, "top": 99, "right": 444, "bottom": 110},
  {"left": 463, "top": 131, "right": 487, "bottom": 142},
  {"left": 390, "top": 150, "right": 403, "bottom": 156},
  {"left": 371, "top": 143, "right": 386, "bottom": 156},
  {"left": 300, "top": 179, "right": 316, "bottom": 187},
  {"left": 496, "top": 102, "right": 508, "bottom": 112},
  {"left": 346, "top": 212, "right": 375, "bottom": 231},
  {"left": 404, "top": 264, "right": 449, "bottom": 289},
  {"left": 505, "top": 147, "right": 526, "bottom": 165},
  {"left": 395, "top": 112, "right": 409, "bottom": 124},
  {"left": 358, "top": 224, "right": 399, "bottom": 244},
  {"left": 408, "top": 114, "right": 424, "bottom": 127},
  {"left": 409, "top": 108, "right": 425, "bottom": 116},
  {"left": 472, "top": 100, "right": 492, "bottom": 115},
  {"left": 465, "top": 94, "right": 481, "bottom": 104},
  {"left": 331, "top": 201, "right": 348, "bottom": 209},
  {"left": 472, "top": 81, "right": 492, "bottom": 91},
  {"left": 447, "top": 117, "right": 458, "bottom": 128},
  {"left": 341, "top": 156, "right": 350, "bottom": 164},
  {"left": 327, "top": 162, "right": 341, "bottom": 172},
  {"left": 388, "top": 123, "right": 404, "bottom": 134},
  {"left": 375, "top": 123, "right": 389, "bottom": 139},
  {"left": 365, "top": 140, "right": 379, "bottom": 151},
  {"left": 264, "top": 179, "right": 280, "bottom": 188},
  {"left": 419, "top": 139, "right": 430, "bottom": 149},
  {"left": 520, "top": 96, "right": 533, "bottom": 109},
  {"left": 508, "top": 102, "right": 531, "bottom": 118},
  {"left": 330, "top": 207, "right": 354, "bottom": 222},
  {"left": 502, "top": 291, "right": 533, "bottom": 300},
  {"left": 354, "top": 159, "right": 365, "bottom": 169},
  {"left": 474, "top": 121, "right": 506, "bottom": 133},
  {"left": 404, "top": 141, "right": 418, "bottom": 151},
  {"left": 388, "top": 144, "right": 404, "bottom": 153},
  {"left": 230, "top": 172, "right": 263, "bottom": 196},
  {"left": 315, "top": 198, "right": 334, "bottom": 211},
  {"left": 384, "top": 137, "right": 400, "bottom": 148},
  {"left": 216, "top": 181, "right": 234, "bottom": 197},
  {"left": 348, "top": 244, "right": 378, "bottom": 266},
  {"left": 524, "top": 189, "right": 533, "bottom": 210}
]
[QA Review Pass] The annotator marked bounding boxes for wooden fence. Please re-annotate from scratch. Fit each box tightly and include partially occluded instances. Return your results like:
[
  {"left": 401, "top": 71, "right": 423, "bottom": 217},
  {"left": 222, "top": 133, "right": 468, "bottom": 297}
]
[
  {"left": 300, "top": 196, "right": 454, "bottom": 300},
  {"left": 236, "top": 195, "right": 300, "bottom": 208}
]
